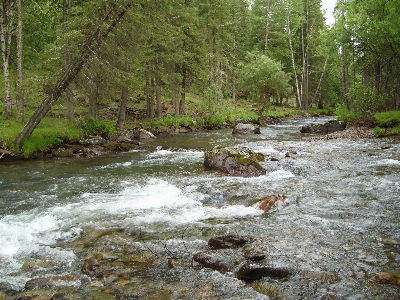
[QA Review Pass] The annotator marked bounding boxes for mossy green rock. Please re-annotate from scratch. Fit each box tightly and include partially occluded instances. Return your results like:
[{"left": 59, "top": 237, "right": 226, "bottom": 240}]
[{"left": 204, "top": 146, "right": 265, "bottom": 177}]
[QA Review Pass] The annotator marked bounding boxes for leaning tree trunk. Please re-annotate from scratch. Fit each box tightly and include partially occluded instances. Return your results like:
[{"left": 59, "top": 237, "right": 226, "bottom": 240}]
[
  {"left": 0, "top": 0, "right": 14, "bottom": 118},
  {"left": 15, "top": 0, "right": 132, "bottom": 147}
]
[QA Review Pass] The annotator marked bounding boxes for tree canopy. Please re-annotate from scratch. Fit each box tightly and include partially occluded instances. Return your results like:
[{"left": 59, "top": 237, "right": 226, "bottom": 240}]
[{"left": 0, "top": 0, "right": 399, "bottom": 144}]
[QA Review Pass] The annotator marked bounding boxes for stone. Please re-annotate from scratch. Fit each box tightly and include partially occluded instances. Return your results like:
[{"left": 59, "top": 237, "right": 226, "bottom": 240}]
[
  {"left": 257, "top": 195, "right": 288, "bottom": 212},
  {"left": 233, "top": 123, "right": 261, "bottom": 134},
  {"left": 135, "top": 129, "right": 155, "bottom": 140},
  {"left": 81, "top": 257, "right": 100, "bottom": 277},
  {"left": 300, "top": 121, "right": 346, "bottom": 134},
  {"left": 79, "top": 136, "right": 107, "bottom": 146},
  {"left": 24, "top": 278, "right": 52, "bottom": 290},
  {"left": 372, "top": 272, "right": 400, "bottom": 285},
  {"left": 208, "top": 235, "right": 249, "bottom": 249},
  {"left": 301, "top": 270, "right": 339, "bottom": 282},
  {"left": 235, "top": 264, "right": 292, "bottom": 281},
  {"left": 204, "top": 146, "right": 265, "bottom": 177},
  {"left": 192, "top": 252, "right": 231, "bottom": 273}
]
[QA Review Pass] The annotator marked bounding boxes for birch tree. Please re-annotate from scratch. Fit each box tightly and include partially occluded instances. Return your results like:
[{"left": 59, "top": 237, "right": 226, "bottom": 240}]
[{"left": 0, "top": 0, "right": 14, "bottom": 118}]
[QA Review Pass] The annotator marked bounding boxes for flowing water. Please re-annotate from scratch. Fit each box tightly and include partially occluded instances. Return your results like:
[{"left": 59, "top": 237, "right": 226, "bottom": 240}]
[{"left": 0, "top": 117, "right": 399, "bottom": 299}]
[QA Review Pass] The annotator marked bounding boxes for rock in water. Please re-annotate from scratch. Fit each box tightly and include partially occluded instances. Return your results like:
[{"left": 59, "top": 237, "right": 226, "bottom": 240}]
[
  {"left": 208, "top": 235, "right": 249, "bottom": 249},
  {"left": 372, "top": 272, "right": 400, "bottom": 285},
  {"left": 257, "top": 195, "right": 288, "bottom": 212},
  {"left": 204, "top": 146, "right": 265, "bottom": 177},
  {"left": 235, "top": 264, "right": 292, "bottom": 281},
  {"left": 192, "top": 252, "right": 231, "bottom": 273},
  {"left": 233, "top": 123, "right": 261, "bottom": 134}
]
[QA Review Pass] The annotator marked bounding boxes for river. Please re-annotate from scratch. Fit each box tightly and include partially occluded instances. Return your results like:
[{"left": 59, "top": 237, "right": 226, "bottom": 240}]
[{"left": 0, "top": 116, "right": 399, "bottom": 299}]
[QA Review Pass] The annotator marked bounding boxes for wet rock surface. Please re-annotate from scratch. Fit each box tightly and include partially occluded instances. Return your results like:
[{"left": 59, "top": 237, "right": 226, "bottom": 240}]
[
  {"left": 204, "top": 146, "right": 265, "bottom": 177},
  {"left": 256, "top": 194, "right": 288, "bottom": 212},
  {"left": 236, "top": 264, "right": 292, "bottom": 281},
  {"left": 372, "top": 272, "right": 400, "bottom": 285},
  {"left": 208, "top": 235, "right": 250, "bottom": 249},
  {"left": 300, "top": 120, "right": 346, "bottom": 134},
  {"left": 233, "top": 123, "right": 261, "bottom": 134}
]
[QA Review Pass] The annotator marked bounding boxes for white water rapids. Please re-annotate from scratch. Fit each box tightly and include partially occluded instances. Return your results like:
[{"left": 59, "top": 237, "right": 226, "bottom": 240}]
[{"left": 0, "top": 116, "right": 399, "bottom": 299}]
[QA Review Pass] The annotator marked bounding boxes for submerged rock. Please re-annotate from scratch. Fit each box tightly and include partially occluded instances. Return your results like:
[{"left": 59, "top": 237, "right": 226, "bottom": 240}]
[
  {"left": 235, "top": 264, "right": 292, "bottom": 281},
  {"left": 208, "top": 235, "right": 250, "bottom": 249},
  {"left": 372, "top": 272, "right": 400, "bottom": 285},
  {"left": 301, "top": 270, "right": 339, "bottom": 282},
  {"left": 256, "top": 195, "right": 288, "bottom": 212},
  {"left": 204, "top": 146, "right": 265, "bottom": 177},
  {"left": 192, "top": 252, "right": 232, "bottom": 273},
  {"left": 233, "top": 123, "right": 261, "bottom": 134}
]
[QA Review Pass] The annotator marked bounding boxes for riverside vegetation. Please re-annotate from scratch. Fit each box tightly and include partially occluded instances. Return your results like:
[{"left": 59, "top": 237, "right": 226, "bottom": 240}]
[
  {"left": 1, "top": 0, "right": 400, "bottom": 159},
  {"left": 1, "top": 97, "right": 400, "bottom": 160}
]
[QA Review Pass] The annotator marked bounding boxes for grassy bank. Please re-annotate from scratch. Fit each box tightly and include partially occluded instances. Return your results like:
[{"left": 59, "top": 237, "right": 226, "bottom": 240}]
[{"left": 2, "top": 95, "right": 398, "bottom": 158}]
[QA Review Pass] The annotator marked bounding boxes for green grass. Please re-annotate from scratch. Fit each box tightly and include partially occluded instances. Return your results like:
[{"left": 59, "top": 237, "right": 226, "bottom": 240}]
[
  {"left": 334, "top": 104, "right": 362, "bottom": 123},
  {"left": 374, "top": 110, "right": 400, "bottom": 127},
  {"left": 0, "top": 116, "right": 83, "bottom": 156},
  {"left": 373, "top": 126, "right": 385, "bottom": 138}
]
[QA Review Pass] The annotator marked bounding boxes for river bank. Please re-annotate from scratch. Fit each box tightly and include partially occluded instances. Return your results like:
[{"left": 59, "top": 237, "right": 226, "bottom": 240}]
[{"left": 0, "top": 115, "right": 381, "bottom": 163}]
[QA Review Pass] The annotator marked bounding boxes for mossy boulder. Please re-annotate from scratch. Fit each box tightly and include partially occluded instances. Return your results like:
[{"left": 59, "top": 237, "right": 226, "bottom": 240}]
[{"left": 204, "top": 146, "right": 265, "bottom": 177}]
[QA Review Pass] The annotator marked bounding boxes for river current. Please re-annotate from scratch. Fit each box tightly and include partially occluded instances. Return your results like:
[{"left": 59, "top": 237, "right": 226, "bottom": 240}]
[{"left": 0, "top": 117, "right": 399, "bottom": 299}]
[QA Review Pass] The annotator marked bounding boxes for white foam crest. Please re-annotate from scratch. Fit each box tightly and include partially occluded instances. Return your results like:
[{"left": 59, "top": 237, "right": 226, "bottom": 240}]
[
  {"left": 98, "top": 161, "right": 133, "bottom": 169},
  {"left": 265, "top": 169, "right": 296, "bottom": 180},
  {"left": 0, "top": 214, "right": 59, "bottom": 258},
  {"left": 76, "top": 178, "right": 193, "bottom": 214},
  {"left": 133, "top": 204, "right": 262, "bottom": 225},
  {"left": 371, "top": 159, "right": 400, "bottom": 166},
  {"left": 137, "top": 149, "right": 203, "bottom": 165}
]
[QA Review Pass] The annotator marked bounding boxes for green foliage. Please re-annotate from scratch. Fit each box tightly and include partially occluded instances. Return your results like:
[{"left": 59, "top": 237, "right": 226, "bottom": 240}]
[
  {"left": 391, "top": 125, "right": 400, "bottom": 135},
  {"left": 373, "top": 126, "right": 385, "bottom": 138},
  {"left": 207, "top": 114, "right": 226, "bottom": 127},
  {"left": 21, "top": 135, "right": 63, "bottom": 157},
  {"left": 334, "top": 104, "right": 361, "bottom": 123},
  {"left": 150, "top": 116, "right": 193, "bottom": 128},
  {"left": 239, "top": 53, "right": 291, "bottom": 108},
  {"left": 374, "top": 111, "right": 400, "bottom": 128},
  {"left": 78, "top": 116, "right": 116, "bottom": 138}
]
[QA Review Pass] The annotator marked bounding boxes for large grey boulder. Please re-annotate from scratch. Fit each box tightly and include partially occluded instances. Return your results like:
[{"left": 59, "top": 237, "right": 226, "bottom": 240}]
[
  {"left": 233, "top": 123, "right": 261, "bottom": 134},
  {"left": 204, "top": 146, "right": 265, "bottom": 177}
]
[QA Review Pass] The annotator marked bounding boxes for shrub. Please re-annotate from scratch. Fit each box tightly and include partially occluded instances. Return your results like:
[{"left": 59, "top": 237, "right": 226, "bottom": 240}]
[
  {"left": 373, "top": 126, "right": 385, "bottom": 137},
  {"left": 334, "top": 104, "right": 361, "bottom": 123},
  {"left": 374, "top": 110, "right": 400, "bottom": 128},
  {"left": 391, "top": 125, "right": 400, "bottom": 135},
  {"left": 78, "top": 116, "right": 116, "bottom": 138}
]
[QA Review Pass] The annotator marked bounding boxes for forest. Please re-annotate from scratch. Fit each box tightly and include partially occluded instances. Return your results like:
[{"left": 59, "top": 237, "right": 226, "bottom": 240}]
[{"left": 1, "top": 0, "right": 400, "bottom": 153}]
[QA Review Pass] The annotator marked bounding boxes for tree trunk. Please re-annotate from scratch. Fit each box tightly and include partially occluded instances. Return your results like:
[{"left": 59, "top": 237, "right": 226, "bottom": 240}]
[
  {"left": 88, "top": 86, "right": 99, "bottom": 119},
  {"left": 179, "top": 73, "right": 186, "bottom": 115},
  {"left": 310, "top": 56, "right": 328, "bottom": 107},
  {"left": 15, "top": 0, "right": 132, "bottom": 146},
  {"left": 116, "top": 86, "right": 128, "bottom": 130},
  {"left": 264, "top": 0, "right": 270, "bottom": 56},
  {"left": 146, "top": 75, "right": 154, "bottom": 118},
  {"left": 287, "top": 13, "right": 302, "bottom": 109},
  {"left": 64, "top": 0, "right": 74, "bottom": 122},
  {"left": 16, "top": 0, "right": 23, "bottom": 123},
  {"left": 155, "top": 74, "right": 162, "bottom": 118},
  {"left": 0, "top": 0, "right": 14, "bottom": 118}
]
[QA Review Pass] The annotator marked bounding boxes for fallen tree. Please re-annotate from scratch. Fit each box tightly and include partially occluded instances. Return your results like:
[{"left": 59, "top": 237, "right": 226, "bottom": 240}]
[{"left": 15, "top": 0, "right": 133, "bottom": 147}]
